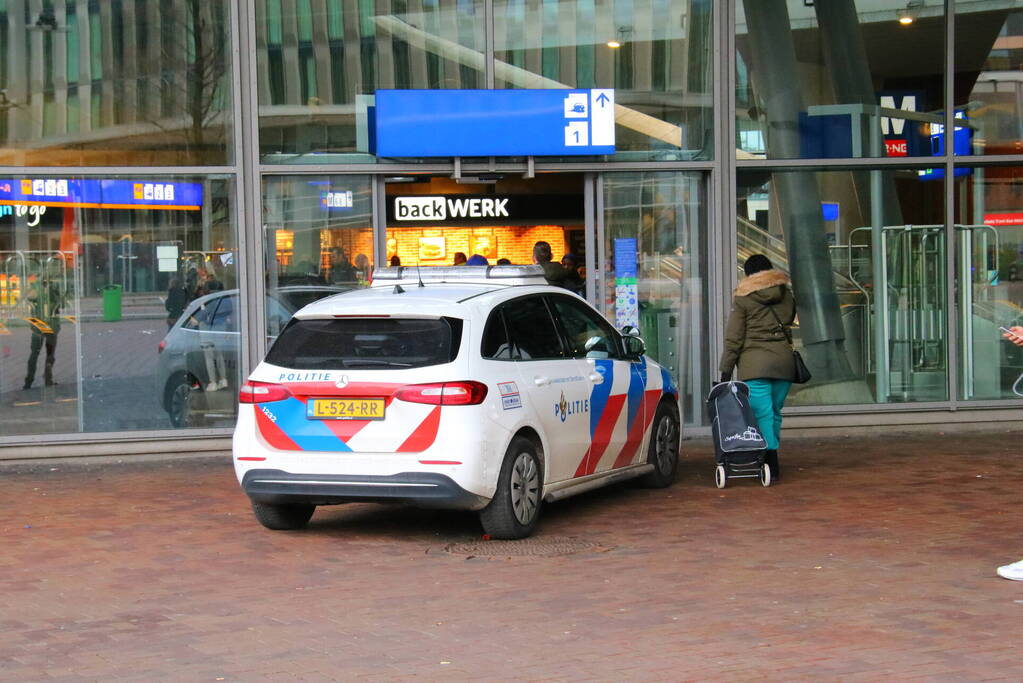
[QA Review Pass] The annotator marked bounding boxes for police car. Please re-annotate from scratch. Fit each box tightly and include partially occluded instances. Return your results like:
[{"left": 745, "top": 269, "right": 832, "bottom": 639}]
[{"left": 233, "top": 265, "right": 681, "bottom": 539}]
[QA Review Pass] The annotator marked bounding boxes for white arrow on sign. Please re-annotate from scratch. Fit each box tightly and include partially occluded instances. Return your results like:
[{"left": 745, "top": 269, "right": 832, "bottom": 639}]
[{"left": 590, "top": 89, "right": 615, "bottom": 146}]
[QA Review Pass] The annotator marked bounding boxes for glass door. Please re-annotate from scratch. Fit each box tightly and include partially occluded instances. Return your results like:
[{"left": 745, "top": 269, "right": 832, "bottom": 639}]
[{"left": 597, "top": 171, "right": 709, "bottom": 425}]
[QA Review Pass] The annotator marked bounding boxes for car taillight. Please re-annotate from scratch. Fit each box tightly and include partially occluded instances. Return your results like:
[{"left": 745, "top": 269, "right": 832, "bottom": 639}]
[
  {"left": 157, "top": 340, "right": 167, "bottom": 354},
  {"left": 239, "top": 380, "right": 292, "bottom": 404},
  {"left": 395, "top": 381, "right": 488, "bottom": 406}
]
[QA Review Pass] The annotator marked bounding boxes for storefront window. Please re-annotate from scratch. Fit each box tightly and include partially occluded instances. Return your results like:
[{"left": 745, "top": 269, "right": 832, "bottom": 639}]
[
  {"left": 0, "top": 175, "right": 237, "bottom": 438},
  {"left": 956, "top": 3, "right": 1023, "bottom": 156},
  {"left": 736, "top": 167, "right": 947, "bottom": 406},
  {"left": 736, "top": 1, "right": 946, "bottom": 160},
  {"left": 0, "top": 0, "right": 233, "bottom": 166},
  {"left": 495, "top": 0, "right": 713, "bottom": 161},
  {"left": 256, "top": 1, "right": 485, "bottom": 163},
  {"left": 954, "top": 166, "right": 1023, "bottom": 400},
  {"left": 262, "top": 175, "right": 374, "bottom": 338},
  {"left": 383, "top": 175, "right": 585, "bottom": 271},
  {"left": 602, "top": 172, "right": 707, "bottom": 424}
]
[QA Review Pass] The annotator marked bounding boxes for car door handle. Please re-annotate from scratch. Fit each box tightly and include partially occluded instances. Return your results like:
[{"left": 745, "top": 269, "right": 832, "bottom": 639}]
[
  {"left": 533, "top": 376, "right": 550, "bottom": 386},
  {"left": 588, "top": 373, "right": 604, "bottom": 384}
]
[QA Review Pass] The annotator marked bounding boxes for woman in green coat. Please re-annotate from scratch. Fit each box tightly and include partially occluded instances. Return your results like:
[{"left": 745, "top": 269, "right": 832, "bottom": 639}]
[{"left": 718, "top": 254, "right": 796, "bottom": 478}]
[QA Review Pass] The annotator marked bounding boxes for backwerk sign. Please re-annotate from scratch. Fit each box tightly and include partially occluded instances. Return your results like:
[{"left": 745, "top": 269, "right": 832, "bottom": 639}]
[
  {"left": 374, "top": 89, "right": 615, "bottom": 157},
  {"left": 388, "top": 194, "right": 581, "bottom": 225}
]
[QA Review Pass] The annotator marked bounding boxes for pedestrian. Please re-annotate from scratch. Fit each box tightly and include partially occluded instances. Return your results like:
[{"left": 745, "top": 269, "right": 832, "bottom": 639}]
[
  {"left": 453, "top": 252, "right": 468, "bottom": 266},
  {"left": 165, "top": 276, "right": 189, "bottom": 329},
  {"left": 327, "top": 247, "right": 357, "bottom": 284},
  {"left": 559, "top": 253, "right": 585, "bottom": 295},
  {"left": 995, "top": 324, "right": 1023, "bottom": 580},
  {"left": 718, "top": 254, "right": 797, "bottom": 479},
  {"left": 23, "top": 275, "right": 66, "bottom": 389},
  {"left": 532, "top": 241, "right": 574, "bottom": 290},
  {"left": 466, "top": 253, "right": 488, "bottom": 266}
]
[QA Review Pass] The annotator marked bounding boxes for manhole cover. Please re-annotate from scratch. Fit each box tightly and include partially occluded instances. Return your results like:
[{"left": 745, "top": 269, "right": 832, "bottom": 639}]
[{"left": 443, "top": 536, "right": 611, "bottom": 557}]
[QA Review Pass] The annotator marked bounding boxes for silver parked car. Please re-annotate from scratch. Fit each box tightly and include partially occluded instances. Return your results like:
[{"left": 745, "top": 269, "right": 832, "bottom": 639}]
[{"left": 157, "top": 285, "right": 349, "bottom": 428}]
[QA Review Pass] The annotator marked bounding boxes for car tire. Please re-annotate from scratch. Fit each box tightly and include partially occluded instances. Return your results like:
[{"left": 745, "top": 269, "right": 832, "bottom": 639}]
[
  {"left": 639, "top": 401, "right": 680, "bottom": 488},
  {"left": 167, "top": 374, "right": 206, "bottom": 428},
  {"left": 479, "top": 436, "right": 543, "bottom": 540},
  {"left": 251, "top": 502, "right": 315, "bottom": 531}
]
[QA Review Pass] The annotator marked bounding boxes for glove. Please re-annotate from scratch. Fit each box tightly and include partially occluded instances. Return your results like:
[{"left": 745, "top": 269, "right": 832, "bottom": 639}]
[{"left": 719, "top": 372, "right": 732, "bottom": 383}]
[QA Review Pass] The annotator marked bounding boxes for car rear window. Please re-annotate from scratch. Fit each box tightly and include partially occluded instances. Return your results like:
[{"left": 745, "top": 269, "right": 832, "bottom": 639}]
[{"left": 265, "top": 317, "right": 463, "bottom": 370}]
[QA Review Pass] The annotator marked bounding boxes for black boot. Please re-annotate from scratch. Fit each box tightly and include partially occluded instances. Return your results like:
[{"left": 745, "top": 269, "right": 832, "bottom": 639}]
[{"left": 765, "top": 449, "right": 780, "bottom": 480}]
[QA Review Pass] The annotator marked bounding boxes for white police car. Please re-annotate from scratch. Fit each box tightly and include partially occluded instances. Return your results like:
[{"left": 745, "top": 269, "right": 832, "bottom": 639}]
[{"left": 233, "top": 265, "right": 681, "bottom": 539}]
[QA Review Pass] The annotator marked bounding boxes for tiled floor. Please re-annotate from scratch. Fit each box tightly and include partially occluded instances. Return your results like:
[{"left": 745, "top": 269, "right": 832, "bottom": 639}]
[{"left": 2, "top": 431, "right": 1022, "bottom": 681}]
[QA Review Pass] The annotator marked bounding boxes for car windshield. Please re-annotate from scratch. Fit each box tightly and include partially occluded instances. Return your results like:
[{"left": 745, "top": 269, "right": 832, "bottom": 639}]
[{"left": 265, "top": 317, "right": 463, "bottom": 370}]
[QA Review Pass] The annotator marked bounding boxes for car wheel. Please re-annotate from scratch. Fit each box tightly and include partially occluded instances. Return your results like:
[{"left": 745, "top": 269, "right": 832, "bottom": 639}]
[
  {"left": 479, "top": 436, "right": 543, "bottom": 540},
  {"left": 251, "top": 502, "right": 315, "bottom": 531},
  {"left": 639, "top": 401, "right": 680, "bottom": 488},
  {"left": 167, "top": 375, "right": 205, "bottom": 428}
]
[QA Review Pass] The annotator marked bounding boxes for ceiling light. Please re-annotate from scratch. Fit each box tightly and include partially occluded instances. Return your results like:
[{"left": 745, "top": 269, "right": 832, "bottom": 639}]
[
  {"left": 898, "top": 0, "right": 923, "bottom": 26},
  {"left": 606, "top": 39, "right": 621, "bottom": 48}
]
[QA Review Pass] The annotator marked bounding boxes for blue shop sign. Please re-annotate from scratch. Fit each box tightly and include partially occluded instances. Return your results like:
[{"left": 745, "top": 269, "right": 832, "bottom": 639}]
[
  {"left": 374, "top": 89, "right": 616, "bottom": 157},
  {"left": 0, "top": 178, "right": 203, "bottom": 210}
]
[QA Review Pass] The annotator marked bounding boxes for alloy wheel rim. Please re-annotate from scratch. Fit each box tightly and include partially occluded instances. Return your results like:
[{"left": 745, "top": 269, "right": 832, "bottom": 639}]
[
  {"left": 509, "top": 452, "right": 540, "bottom": 525},
  {"left": 655, "top": 416, "right": 677, "bottom": 473},
  {"left": 172, "top": 384, "right": 192, "bottom": 425}
]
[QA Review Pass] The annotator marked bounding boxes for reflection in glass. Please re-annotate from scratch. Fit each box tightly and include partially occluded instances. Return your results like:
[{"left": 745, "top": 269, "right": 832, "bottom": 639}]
[
  {"left": 602, "top": 172, "right": 707, "bottom": 423},
  {"left": 262, "top": 175, "right": 374, "bottom": 340},
  {"left": 257, "top": 1, "right": 484, "bottom": 163},
  {"left": 0, "top": 0, "right": 233, "bottom": 166},
  {"left": 0, "top": 175, "right": 237, "bottom": 437},
  {"left": 956, "top": 4, "right": 1023, "bottom": 156},
  {"left": 494, "top": 0, "right": 713, "bottom": 161},
  {"left": 737, "top": 168, "right": 947, "bottom": 406},
  {"left": 736, "top": 0, "right": 945, "bottom": 160},
  {"left": 954, "top": 168, "right": 1023, "bottom": 400}
]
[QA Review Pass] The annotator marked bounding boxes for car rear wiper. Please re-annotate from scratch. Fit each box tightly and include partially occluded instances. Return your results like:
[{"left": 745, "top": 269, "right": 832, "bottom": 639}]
[{"left": 341, "top": 359, "right": 414, "bottom": 367}]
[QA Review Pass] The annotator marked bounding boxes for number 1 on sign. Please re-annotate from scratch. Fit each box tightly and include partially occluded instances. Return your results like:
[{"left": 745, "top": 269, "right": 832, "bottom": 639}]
[{"left": 565, "top": 121, "right": 588, "bottom": 147}]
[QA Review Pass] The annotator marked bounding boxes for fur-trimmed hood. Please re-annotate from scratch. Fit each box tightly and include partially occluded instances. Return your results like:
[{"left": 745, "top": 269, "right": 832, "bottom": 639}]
[{"left": 734, "top": 269, "right": 790, "bottom": 300}]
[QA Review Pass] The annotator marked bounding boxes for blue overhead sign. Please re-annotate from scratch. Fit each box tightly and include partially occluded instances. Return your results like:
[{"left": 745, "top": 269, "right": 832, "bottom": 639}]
[{"left": 374, "top": 89, "right": 616, "bottom": 157}]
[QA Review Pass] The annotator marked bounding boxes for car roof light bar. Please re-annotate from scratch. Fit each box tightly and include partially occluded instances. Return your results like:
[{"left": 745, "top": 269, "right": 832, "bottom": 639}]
[{"left": 371, "top": 264, "right": 548, "bottom": 286}]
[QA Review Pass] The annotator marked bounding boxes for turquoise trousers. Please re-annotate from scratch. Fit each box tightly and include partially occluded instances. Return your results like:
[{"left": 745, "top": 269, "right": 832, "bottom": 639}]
[{"left": 746, "top": 378, "right": 792, "bottom": 451}]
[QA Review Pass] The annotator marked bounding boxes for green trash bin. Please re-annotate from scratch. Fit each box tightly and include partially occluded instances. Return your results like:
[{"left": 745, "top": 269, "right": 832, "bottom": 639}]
[{"left": 101, "top": 284, "right": 122, "bottom": 322}]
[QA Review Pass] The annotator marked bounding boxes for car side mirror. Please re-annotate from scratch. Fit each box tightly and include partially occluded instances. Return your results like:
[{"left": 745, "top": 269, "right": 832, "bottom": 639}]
[
  {"left": 623, "top": 335, "right": 645, "bottom": 357},
  {"left": 621, "top": 325, "right": 641, "bottom": 338}
]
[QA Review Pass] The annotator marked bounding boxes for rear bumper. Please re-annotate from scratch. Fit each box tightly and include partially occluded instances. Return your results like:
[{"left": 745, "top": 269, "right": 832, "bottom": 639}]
[{"left": 241, "top": 469, "right": 489, "bottom": 510}]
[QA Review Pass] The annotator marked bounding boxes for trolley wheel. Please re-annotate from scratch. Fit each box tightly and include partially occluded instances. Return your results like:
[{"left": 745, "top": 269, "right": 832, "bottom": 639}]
[
  {"left": 714, "top": 464, "right": 727, "bottom": 489},
  {"left": 760, "top": 462, "right": 772, "bottom": 487}
]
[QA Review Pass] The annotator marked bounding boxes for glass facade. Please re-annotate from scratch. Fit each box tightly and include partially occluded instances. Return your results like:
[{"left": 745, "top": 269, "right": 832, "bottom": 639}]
[
  {"left": 0, "top": 174, "right": 237, "bottom": 435},
  {"left": 0, "top": 0, "right": 234, "bottom": 166},
  {"left": 736, "top": 0, "right": 945, "bottom": 160},
  {"left": 494, "top": 0, "right": 714, "bottom": 161},
  {"left": 736, "top": 167, "right": 947, "bottom": 405},
  {"left": 1, "top": 0, "right": 1022, "bottom": 448}
]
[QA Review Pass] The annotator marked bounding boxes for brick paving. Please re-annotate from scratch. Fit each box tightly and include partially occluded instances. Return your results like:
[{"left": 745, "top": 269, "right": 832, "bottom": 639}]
[{"left": 2, "top": 430, "right": 1023, "bottom": 681}]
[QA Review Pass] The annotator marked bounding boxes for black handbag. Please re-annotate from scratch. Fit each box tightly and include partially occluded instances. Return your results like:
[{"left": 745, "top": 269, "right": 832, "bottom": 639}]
[{"left": 767, "top": 303, "right": 812, "bottom": 385}]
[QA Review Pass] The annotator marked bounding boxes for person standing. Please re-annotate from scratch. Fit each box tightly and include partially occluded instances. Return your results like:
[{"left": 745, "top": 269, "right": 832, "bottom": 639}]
[
  {"left": 327, "top": 247, "right": 357, "bottom": 284},
  {"left": 718, "top": 254, "right": 797, "bottom": 479},
  {"left": 23, "top": 275, "right": 66, "bottom": 389},
  {"left": 996, "top": 324, "right": 1023, "bottom": 580},
  {"left": 532, "top": 241, "right": 573, "bottom": 290},
  {"left": 165, "top": 277, "right": 189, "bottom": 329}
]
